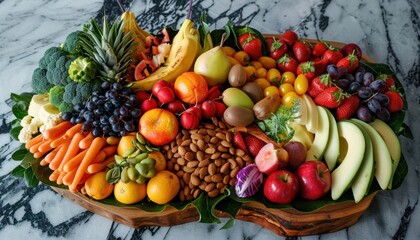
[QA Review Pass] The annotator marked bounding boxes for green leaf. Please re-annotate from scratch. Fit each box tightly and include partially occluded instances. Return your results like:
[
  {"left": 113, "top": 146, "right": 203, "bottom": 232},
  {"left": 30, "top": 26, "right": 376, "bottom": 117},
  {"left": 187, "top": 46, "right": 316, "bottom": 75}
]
[
  {"left": 12, "top": 101, "right": 29, "bottom": 119},
  {"left": 11, "top": 148, "right": 29, "bottom": 161},
  {"left": 30, "top": 154, "right": 67, "bottom": 189},
  {"left": 399, "top": 123, "right": 413, "bottom": 139},
  {"left": 11, "top": 119, "right": 21, "bottom": 128},
  {"left": 20, "top": 151, "right": 38, "bottom": 169},
  {"left": 10, "top": 92, "right": 34, "bottom": 103},
  {"left": 390, "top": 154, "right": 408, "bottom": 189},
  {"left": 24, "top": 167, "right": 39, "bottom": 187},
  {"left": 9, "top": 126, "right": 22, "bottom": 141},
  {"left": 11, "top": 165, "right": 26, "bottom": 178}
]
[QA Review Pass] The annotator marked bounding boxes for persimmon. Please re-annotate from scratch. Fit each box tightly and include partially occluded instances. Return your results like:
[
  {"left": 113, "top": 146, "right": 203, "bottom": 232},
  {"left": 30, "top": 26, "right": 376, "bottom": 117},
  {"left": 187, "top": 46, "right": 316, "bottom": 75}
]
[{"left": 174, "top": 72, "right": 208, "bottom": 104}]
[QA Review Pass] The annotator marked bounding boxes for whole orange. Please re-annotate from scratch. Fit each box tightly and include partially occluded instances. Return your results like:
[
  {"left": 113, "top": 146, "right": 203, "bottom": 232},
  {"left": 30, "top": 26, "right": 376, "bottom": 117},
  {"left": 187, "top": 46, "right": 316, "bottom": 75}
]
[
  {"left": 148, "top": 151, "right": 167, "bottom": 172},
  {"left": 117, "top": 133, "right": 136, "bottom": 156},
  {"left": 139, "top": 108, "right": 179, "bottom": 146},
  {"left": 114, "top": 180, "right": 147, "bottom": 204},
  {"left": 84, "top": 171, "right": 114, "bottom": 200},
  {"left": 147, "top": 170, "right": 180, "bottom": 204},
  {"left": 174, "top": 72, "right": 208, "bottom": 104}
]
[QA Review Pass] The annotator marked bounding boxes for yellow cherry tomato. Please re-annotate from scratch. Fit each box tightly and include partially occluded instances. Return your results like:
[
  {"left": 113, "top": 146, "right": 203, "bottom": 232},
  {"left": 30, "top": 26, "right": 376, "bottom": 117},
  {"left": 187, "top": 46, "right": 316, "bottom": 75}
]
[
  {"left": 281, "top": 71, "right": 296, "bottom": 85},
  {"left": 244, "top": 65, "right": 257, "bottom": 81},
  {"left": 282, "top": 91, "right": 298, "bottom": 108},
  {"left": 250, "top": 61, "right": 263, "bottom": 69},
  {"left": 222, "top": 46, "right": 236, "bottom": 57},
  {"left": 254, "top": 78, "right": 271, "bottom": 91},
  {"left": 264, "top": 86, "right": 280, "bottom": 97},
  {"left": 227, "top": 56, "right": 240, "bottom": 66},
  {"left": 255, "top": 68, "right": 268, "bottom": 79},
  {"left": 234, "top": 51, "right": 251, "bottom": 66},
  {"left": 258, "top": 56, "right": 276, "bottom": 69},
  {"left": 279, "top": 83, "right": 295, "bottom": 97},
  {"left": 294, "top": 74, "right": 309, "bottom": 95},
  {"left": 266, "top": 68, "right": 282, "bottom": 86}
]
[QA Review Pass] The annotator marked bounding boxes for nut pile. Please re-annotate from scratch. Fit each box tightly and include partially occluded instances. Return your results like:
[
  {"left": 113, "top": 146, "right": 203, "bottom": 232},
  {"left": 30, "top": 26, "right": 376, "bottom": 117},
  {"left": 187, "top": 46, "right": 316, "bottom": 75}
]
[{"left": 162, "top": 118, "right": 253, "bottom": 201}]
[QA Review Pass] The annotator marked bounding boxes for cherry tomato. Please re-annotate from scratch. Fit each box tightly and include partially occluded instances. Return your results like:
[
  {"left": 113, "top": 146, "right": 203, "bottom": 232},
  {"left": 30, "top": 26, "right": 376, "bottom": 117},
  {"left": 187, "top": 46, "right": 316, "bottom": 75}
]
[
  {"left": 266, "top": 68, "right": 282, "bottom": 86},
  {"left": 254, "top": 78, "right": 271, "bottom": 91},
  {"left": 244, "top": 65, "right": 257, "bottom": 81},
  {"left": 264, "top": 86, "right": 280, "bottom": 97},
  {"left": 282, "top": 91, "right": 298, "bottom": 108},
  {"left": 222, "top": 46, "right": 236, "bottom": 57},
  {"left": 279, "top": 83, "right": 295, "bottom": 97},
  {"left": 234, "top": 51, "right": 251, "bottom": 66},
  {"left": 258, "top": 56, "right": 276, "bottom": 69},
  {"left": 255, "top": 68, "right": 268, "bottom": 79},
  {"left": 250, "top": 61, "right": 263, "bottom": 69},
  {"left": 281, "top": 71, "right": 296, "bottom": 85},
  {"left": 294, "top": 74, "right": 309, "bottom": 95}
]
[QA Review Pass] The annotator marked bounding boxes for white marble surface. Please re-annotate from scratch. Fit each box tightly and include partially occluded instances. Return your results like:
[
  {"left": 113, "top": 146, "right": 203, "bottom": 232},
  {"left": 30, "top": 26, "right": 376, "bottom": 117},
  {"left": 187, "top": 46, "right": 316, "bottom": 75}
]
[{"left": 0, "top": 0, "right": 419, "bottom": 239}]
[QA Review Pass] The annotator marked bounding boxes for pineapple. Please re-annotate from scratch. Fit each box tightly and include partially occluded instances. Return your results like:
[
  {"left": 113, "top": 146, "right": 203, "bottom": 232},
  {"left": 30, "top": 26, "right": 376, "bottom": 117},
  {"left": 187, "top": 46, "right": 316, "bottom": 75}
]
[{"left": 80, "top": 16, "right": 134, "bottom": 83}]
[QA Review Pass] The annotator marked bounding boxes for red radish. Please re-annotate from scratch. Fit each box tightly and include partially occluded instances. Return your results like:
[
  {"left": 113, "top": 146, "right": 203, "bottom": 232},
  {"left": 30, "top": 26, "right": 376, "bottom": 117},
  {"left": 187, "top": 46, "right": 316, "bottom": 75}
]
[{"left": 255, "top": 143, "right": 288, "bottom": 174}]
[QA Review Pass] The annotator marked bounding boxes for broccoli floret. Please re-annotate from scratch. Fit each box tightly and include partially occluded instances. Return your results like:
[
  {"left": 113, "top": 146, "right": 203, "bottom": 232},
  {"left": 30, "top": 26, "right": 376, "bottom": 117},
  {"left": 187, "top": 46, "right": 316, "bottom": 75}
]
[
  {"left": 62, "top": 81, "right": 101, "bottom": 107},
  {"left": 63, "top": 82, "right": 77, "bottom": 104},
  {"left": 62, "top": 31, "right": 84, "bottom": 55},
  {"left": 32, "top": 68, "right": 53, "bottom": 94},
  {"left": 39, "top": 47, "right": 63, "bottom": 70},
  {"left": 49, "top": 86, "right": 65, "bottom": 108},
  {"left": 58, "top": 101, "right": 74, "bottom": 113},
  {"left": 68, "top": 56, "right": 98, "bottom": 83},
  {"left": 46, "top": 54, "right": 72, "bottom": 86}
]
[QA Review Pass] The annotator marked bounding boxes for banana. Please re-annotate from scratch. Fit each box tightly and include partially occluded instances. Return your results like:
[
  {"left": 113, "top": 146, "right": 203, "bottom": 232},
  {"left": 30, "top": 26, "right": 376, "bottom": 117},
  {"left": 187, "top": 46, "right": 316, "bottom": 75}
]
[
  {"left": 131, "top": 19, "right": 201, "bottom": 91},
  {"left": 28, "top": 94, "right": 49, "bottom": 117},
  {"left": 121, "top": 11, "right": 151, "bottom": 59}
]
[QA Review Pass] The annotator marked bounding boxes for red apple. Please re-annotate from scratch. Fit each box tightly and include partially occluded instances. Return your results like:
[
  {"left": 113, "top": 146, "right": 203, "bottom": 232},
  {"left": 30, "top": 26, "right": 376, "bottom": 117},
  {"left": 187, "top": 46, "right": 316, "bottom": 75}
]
[
  {"left": 255, "top": 143, "right": 288, "bottom": 174},
  {"left": 283, "top": 141, "right": 307, "bottom": 170},
  {"left": 166, "top": 100, "right": 185, "bottom": 114},
  {"left": 294, "top": 161, "right": 331, "bottom": 200},
  {"left": 263, "top": 170, "right": 299, "bottom": 204},
  {"left": 200, "top": 100, "right": 217, "bottom": 118},
  {"left": 156, "top": 86, "right": 175, "bottom": 104},
  {"left": 152, "top": 79, "right": 170, "bottom": 97},
  {"left": 340, "top": 43, "right": 362, "bottom": 60}
]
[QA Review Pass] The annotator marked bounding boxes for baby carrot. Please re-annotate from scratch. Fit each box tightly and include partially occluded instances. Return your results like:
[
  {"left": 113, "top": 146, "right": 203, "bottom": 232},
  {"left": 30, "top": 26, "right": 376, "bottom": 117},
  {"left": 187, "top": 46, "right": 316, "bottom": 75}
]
[
  {"left": 49, "top": 170, "right": 60, "bottom": 182},
  {"left": 64, "top": 123, "right": 82, "bottom": 139},
  {"left": 25, "top": 134, "right": 43, "bottom": 149},
  {"left": 62, "top": 170, "right": 76, "bottom": 186},
  {"left": 49, "top": 141, "right": 70, "bottom": 170},
  {"left": 43, "top": 145, "right": 61, "bottom": 163},
  {"left": 87, "top": 155, "right": 115, "bottom": 174},
  {"left": 29, "top": 140, "right": 44, "bottom": 154},
  {"left": 92, "top": 151, "right": 106, "bottom": 163},
  {"left": 101, "top": 145, "right": 117, "bottom": 157},
  {"left": 50, "top": 136, "right": 69, "bottom": 148},
  {"left": 40, "top": 159, "right": 49, "bottom": 166},
  {"left": 38, "top": 139, "right": 53, "bottom": 153},
  {"left": 63, "top": 149, "right": 88, "bottom": 173},
  {"left": 43, "top": 121, "right": 73, "bottom": 140},
  {"left": 79, "top": 132, "right": 94, "bottom": 149},
  {"left": 58, "top": 132, "right": 84, "bottom": 172}
]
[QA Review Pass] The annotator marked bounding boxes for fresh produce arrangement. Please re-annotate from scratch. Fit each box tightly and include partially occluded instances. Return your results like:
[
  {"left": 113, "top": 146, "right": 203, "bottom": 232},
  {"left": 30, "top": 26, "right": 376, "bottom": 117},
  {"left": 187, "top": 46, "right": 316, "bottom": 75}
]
[{"left": 9, "top": 0, "right": 412, "bottom": 231}]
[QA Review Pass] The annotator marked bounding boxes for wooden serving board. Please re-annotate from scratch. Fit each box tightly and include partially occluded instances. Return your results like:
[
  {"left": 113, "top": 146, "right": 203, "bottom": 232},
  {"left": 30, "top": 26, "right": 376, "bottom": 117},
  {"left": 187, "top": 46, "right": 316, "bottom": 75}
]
[{"left": 52, "top": 37, "right": 378, "bottom": 236}]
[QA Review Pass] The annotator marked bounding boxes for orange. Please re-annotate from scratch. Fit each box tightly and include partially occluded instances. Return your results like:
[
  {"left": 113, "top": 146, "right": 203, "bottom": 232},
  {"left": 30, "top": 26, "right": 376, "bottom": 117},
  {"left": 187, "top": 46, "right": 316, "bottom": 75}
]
[
  {"left": 84, "top": 172, "right": 114, "bottom": 200},
  {"left": 174, "top": 72, "right": 208, "bottom": 104},
  {"left": 117, "top": 134, "right": 136, "bottom": 156},
  {"left": 114, "top": 179, "right": 147, "bottom": 204},
  {"left": 147, "top": 170, "right": 180, "bottom": 204},
  {"left": 148, "top": 151, "right": 166, "bottom": 172},
  {"left": 233, "top": 51, "right": 250, "bottom": 66},
  {"left": 222, "top": 46, "right": 236, "bottom": 57}
]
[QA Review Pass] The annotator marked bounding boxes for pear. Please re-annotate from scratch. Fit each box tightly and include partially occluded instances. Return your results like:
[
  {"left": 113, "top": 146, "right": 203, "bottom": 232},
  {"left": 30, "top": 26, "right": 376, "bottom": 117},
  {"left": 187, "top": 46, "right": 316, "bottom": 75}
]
[{"left": 194, "top": 33, "right": 231, "bottom": 86}]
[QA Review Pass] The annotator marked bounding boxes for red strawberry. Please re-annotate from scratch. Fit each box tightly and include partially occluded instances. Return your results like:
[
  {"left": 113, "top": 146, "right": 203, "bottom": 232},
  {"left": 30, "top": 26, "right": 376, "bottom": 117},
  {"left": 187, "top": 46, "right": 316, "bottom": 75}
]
[
  {"left": 265, "top": 37, "right": 275, "bottom": 50},
  {"left": 385, "top": 77, "right": 395, "bottom": 89},
  {"left": 384, "top": 91, "right": 403, "bottom": 112},
  {"left": 336, "top": 95, "right": 360, "bottom": 120},
  {"left": 296, "top": 61, "right": 316, "bottom": 81},
  {"left": 312, "top": 42, "right": 328, "bottom": 57},
  {"left": 313, "top": 57, "right": 328, "bottom": 75},
  {"left": 243, "top": 134, "right": 267, "bottom": 158},
  {"left": 307, "top": 74, "right": 331, "bottom": 98},
  {"left": 323, "top": 49, "right": 343, "bottom": 65},
  {"left": 336, "top": 51, "right": 359, "bottom": 72},
  {"left": 237, "top": 28, "right": 262, "bottom": 60},
  {"left": 233, "top": 131, "right": 248, "bottom": 153},
  {"left": 277, "top": 54, "right": 299, "bottom": 73},
  {"left": 280, "top": 30, "right": 298, "bottom": 47},
  {"left": 314, "top": 86, "right": 345, "bottom": 108},
  {"left": 292, "top": 41, "right": 312, "bottom": 62},
  {"left": 270, "top": 38, "right": 288, "bottom": 60}
]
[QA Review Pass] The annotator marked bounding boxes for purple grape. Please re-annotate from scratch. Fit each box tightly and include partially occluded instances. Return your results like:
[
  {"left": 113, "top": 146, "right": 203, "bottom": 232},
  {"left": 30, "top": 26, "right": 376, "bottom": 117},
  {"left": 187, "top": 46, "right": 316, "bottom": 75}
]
[
  {"left": 82, "top": 122, "right": 91, "bottom": 132},
  {"left": 348, "top": 82, "right": 361, "bottom": 93},
  {"left": 355, "top": 72, "right": 364, "bottom": 84},
  {"left": 363, "top": 72, "right": 374, "bottom": 86},
  {"left": 327, "top": 64, "right": 339, "bottom": 79},
  {"left": 345, "top": 73, "right": 355, "bottom": 82},
  {"left": 376, "top": 108, "right": 390, "bottom": 122},
  {"left": 369, "top": 79, "right": 388, "bottom": 93},
  {"left": 358, "top": 86, "right": 373, "bottom": 99},
  {"left": 357, "top": 106, "right": 373, "bottom": 122},
  {"left": 92, "top": 127, "right": 103, "bottom": 137},
  {"left": 337, "top": 67, "right": 348, "bottom": 78},
  {"left": 356, "top": 66, "right": 366, "bottom": 75},
  {"left": 336, "top": 78, "right": 351, "bottom": 91},
  {"left": 373, "top": 93, "right": 390, "bottom": 106},
  {"left": 367, "top": 99, "right": 382, "bottom": 113}
]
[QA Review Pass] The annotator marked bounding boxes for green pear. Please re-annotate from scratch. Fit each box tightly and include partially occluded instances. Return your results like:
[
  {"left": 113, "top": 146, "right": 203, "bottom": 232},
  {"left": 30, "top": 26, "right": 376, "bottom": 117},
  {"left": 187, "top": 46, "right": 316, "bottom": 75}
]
[{"left": 194, "top": 34, "right": 231, "bottom": 86}]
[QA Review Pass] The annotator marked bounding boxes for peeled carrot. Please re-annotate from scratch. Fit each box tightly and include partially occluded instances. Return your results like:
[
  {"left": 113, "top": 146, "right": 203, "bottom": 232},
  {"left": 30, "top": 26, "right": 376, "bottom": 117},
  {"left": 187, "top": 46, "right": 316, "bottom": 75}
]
[
  {"left": 63, "top": 170, "right": 76, "bottom": 186},
  {"left": 43, "top": 121, "right": 73, "bottom": 140},
  {"left": 40, "top": 159, "right": 49, "bottom": 166},
  {"left": 56, "top": 171, "right": 65, "bottom": 185},
  {"left": 34, "top": 151, "right": 48, "bottom": 159},
  {"left": 38, "top": 139, "right": 53, "bottom": 153},
  {"left": 29, "top": 140, "right": 44, "bottom": 154},
  {"left": 63, "top": 149, "right": 88, "bottom": 173},
  {"left": 50, "top": 136, "right": 69, "bottom": 148},
  {"left": 49, "top": 141, "right": 70, "bottom": 170},
  {"left": 101, "top": 145, "right": 117, "bottom": 157},
  {"left": 87, "top": 155, "right": 114, "bottom": 174},
  {"left": 49, "top": 170, "right": 60, "bottom": 182},
  {"left": 79, "top": 132, "right": 94, "bottom": 149},
  {"left": 92, "top": 151, "right": 106, "bottom": 163},
  {"left": 58, "top": 132, "right": 84, "bottom": 172},
  {"left": 44, "top": 145, "right": 61, "bottom": 163},
  {"left": 64, "top": 123, "right": 82, "bottom": 139},
  {"left": 25, "top": 134, "right": 43, "bottom": 149},
  {"left": 70, "top": 137, "right": 106, "bottom": 191}
]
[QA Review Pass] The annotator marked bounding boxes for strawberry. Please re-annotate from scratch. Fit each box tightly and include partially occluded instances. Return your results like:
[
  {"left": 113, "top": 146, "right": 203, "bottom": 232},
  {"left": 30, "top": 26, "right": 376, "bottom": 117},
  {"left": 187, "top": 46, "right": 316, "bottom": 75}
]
[
  {"left": 312, "top": 42, "right": 328, "bottom": 57},
  {"left": 243, "top": 134, "right": 267, "bottom": 158},
  {"left": 270, "top": 38, "right": 288, "bottom": 60},
  {"left": 233, "top": 131, "right": 248, "bottom": 153},
  {"left": 237, "top": 27, "right": 262, "bottom": 60},
  {"left": 280, "top": 30, "right": 298, "bottom": 47},
  {"left": 336, "top": 95, "right": 360, "bottom": 120},
  {"left": 296, "top": 61, "right": 316, "bottom": 81},
  {"left": 336, "top": 51, "right": 359, "bottom": 72},
  {"left": 307, "top": 74, "right": 331, "bottom": 98},
  {"left": 292, "top": 41, "right": 312, "bottom": 62},
  {"left": 384, "top": 91, "right": 403, "bottom": 112},
  {"left": 385, "top": 77, "right": 395, "bottom": 89},
  {"left": 277, "top": 54, "right": 299, "bottom": 73},
  {"left": 314, "top": 86, "right": 345, "bottom": 108},
  {"left": 322, "top": 49, "right": 343, "bottom": 65},
  {"left": 313, "top": 57, "right": 328, "bottom": 75}
]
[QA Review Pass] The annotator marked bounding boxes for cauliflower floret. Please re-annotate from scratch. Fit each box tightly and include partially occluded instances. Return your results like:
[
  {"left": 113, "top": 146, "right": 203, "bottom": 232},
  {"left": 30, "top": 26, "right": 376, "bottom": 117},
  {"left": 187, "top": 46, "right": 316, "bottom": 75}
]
[
  {"left": 27, "top": 123, "right": 39, "bottom": 135},
  {"left": 18, "top": 128, "right": 32, "bottom": 143},
  {"left": 21, "top": 115, "right": 33, "bottom": 127},
  {"left": 39, "top": 125, "right": 46, "bottom": 134},
  {"left": 43, "top": 113, "right": 63, "bottom": 129}
]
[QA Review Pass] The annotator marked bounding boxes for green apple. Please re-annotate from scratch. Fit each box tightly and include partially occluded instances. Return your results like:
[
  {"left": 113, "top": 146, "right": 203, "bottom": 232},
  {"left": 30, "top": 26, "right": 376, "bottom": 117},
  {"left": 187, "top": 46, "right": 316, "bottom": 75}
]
[
  {"left": 302, "top": 94, "right": 318, "bottom": 133},
  {"left": 323, "top": 109, "right": 339, "bottom": 170},
  {"left": 350, "top": 120, "right": 375, "bottom": 203},
  {"left": 306, "top": 106, "right": 330, "bottom": 161},
  {"left": 351, "top": 119, "right": 392, "bottom": 190},
  {"left": 294, "top": 96, "right": 308, "bottom": 125},
  {"left": 369, "top": 119, "right": 401, "bottom": 188},
  {"left": 331, "top": 121, "right": 365, "bottom": 200}
]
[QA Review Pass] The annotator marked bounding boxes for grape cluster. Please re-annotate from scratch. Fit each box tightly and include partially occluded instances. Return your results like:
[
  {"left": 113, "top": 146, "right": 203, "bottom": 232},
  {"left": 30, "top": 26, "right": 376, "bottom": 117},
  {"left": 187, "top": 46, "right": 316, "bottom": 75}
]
[
  {"left": 62, "top": 82, "right": 142, "bottom": 137},
  {"left": 327, "top": 65, "right": 391, "bottom": 122}
]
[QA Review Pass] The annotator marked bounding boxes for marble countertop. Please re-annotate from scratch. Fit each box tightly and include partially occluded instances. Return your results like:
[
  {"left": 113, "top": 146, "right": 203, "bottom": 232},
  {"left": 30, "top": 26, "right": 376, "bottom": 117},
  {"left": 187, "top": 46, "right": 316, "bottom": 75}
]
[{"left": 0, "top": 0, "right": 419, "bottom": 239}]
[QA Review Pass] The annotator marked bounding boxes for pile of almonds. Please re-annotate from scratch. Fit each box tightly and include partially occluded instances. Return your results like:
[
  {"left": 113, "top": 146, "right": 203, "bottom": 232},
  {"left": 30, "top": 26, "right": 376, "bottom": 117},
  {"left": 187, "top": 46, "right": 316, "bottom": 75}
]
[{"left": 162, "top": 117, "right": 253, "bottom": 201}]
